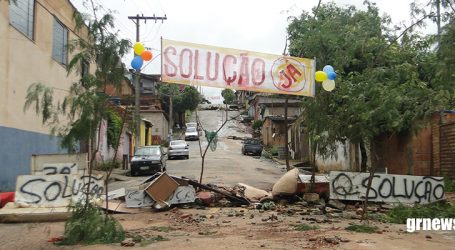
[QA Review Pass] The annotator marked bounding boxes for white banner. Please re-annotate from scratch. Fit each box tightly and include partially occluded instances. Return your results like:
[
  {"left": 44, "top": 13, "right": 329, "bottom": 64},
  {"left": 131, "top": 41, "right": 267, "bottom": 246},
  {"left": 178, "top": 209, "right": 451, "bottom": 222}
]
[{"left": 161, "top": 39, "right": 315, "bottom": 97}]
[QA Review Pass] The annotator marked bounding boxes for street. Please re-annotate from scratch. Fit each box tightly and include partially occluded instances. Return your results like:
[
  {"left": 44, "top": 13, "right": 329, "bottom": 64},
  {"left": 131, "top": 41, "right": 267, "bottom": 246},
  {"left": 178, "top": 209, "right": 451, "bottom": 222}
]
[{"left": 166, "top": 109, "right": 286, "bottom": 189}]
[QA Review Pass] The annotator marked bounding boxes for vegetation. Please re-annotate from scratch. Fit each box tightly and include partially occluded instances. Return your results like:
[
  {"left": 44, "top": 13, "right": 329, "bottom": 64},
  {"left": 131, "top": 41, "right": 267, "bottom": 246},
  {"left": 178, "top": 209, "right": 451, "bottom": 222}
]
[
  {"left": 294, "top": 224, "right": 319, "bottom": 231},
  {"left": 385, "top": 202, "right": 455, "bottom": 224},
  {"left": 345, "top": 224, "right": 379, "bottom": 233},
  {"left": 158, "top": 84, "right": 202, "bottom": 126},
  {"left": 445, "top": 177, "right": 455, "bottom": 192},
  {"left": 221, "top": 88, "right": 235, "bottom": 105},
  {"left": 287, "top": 1, "right": 452, "bottom": 169},
  {"left": 24, "top": 0, "right": 130, "bottom": 244},
  {"left": 252, "top": 120, "right": 263, "bottom": 131},
  {"left": 59, "top": 202, "right": 124, "bottom": 245}
]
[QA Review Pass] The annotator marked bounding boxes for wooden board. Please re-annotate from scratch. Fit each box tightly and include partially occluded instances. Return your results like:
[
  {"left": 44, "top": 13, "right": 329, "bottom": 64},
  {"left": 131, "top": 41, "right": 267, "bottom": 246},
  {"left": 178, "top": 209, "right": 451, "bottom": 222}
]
[
  {"left": 145, "top": 173, "right": 179, "bottom": 203},
  {"left": 0, "top": 207, "right": 70, "bottom": 223}
]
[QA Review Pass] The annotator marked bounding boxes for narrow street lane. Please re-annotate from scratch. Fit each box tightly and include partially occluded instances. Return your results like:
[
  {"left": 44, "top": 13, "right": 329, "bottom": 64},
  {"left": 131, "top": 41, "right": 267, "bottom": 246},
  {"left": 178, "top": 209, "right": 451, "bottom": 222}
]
[{"left": 166, "top": 109, "right": 286, "bottom": 190}]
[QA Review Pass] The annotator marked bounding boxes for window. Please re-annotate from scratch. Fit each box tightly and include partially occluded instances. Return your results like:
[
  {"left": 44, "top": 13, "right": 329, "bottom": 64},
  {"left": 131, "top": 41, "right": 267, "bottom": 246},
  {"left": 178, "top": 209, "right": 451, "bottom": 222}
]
[
  {"left": 52, "top": 18, "right": 68, "bottom": 65},
  {"left": 9, "top": 0, "right": 35, "bottom": 39},
  {"left": 81, "top": 60, "right": 89, "bottom": 78}
]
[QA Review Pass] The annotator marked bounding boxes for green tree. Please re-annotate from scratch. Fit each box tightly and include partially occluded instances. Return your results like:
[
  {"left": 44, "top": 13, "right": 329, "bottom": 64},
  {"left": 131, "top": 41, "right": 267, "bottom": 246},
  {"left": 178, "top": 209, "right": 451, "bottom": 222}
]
[
  {"left": 23, "top": 1, "right": 130, "bottom": 243},
  {"left": 287, "top": 1, "right": 448, "bottom": 171},
  {"left": 221, "top": 88, "right": 235, "bottom": 105}
]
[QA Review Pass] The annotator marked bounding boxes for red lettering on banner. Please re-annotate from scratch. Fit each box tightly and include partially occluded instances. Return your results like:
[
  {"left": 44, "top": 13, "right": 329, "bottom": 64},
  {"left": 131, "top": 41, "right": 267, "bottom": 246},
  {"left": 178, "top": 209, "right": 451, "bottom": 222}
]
[
  {"left": 286, "top": 64, "right": 302, "bottom": 82},
  {"left": 251, "top": 58, "right": 265, "bottom": 85},
  {"left": 194, "top": 50, "right": 204, "bottom": 80},
  {"left": 223, "top": 55, "right": 237, "bottom": 85},
  {"left": 163, "top": 46, "right": 177, "bottom": 77},
  {"left": 279, "top": 70, "right": 293, "bottom": 88},
  {"left": 179, "top": 48, "right": 193, "bottom": 78},
  {"left": 206, "top": 52, "right": 219, "bottom": 81},
  {"left": 238, "top": 53, "right": 249, "bottom": 85}
]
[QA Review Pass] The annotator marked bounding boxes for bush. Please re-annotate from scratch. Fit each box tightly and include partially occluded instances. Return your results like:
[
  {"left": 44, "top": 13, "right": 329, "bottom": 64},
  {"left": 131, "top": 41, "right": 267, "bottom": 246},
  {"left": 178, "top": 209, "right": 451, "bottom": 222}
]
[
  {"left": 252, "top": 120, "right": 263, "bottom": 131},
  {"left": 59, "top": 202, "right": 125, "bottom": 245}
]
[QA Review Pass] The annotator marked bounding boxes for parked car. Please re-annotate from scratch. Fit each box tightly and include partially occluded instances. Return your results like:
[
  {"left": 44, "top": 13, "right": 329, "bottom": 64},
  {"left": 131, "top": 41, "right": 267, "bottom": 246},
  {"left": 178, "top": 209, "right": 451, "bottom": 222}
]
[
  {"left": 241, "top": 138, "right": 263, "bottom": 156},
  {"left": 185, "top": 127, "right": 199, "bottom": 141},
  {"left": 130, "top": 146, "right": 167, "bottom": 176},
  {"left": 168, "top": 140, "right": 189, "bottom": 159}
]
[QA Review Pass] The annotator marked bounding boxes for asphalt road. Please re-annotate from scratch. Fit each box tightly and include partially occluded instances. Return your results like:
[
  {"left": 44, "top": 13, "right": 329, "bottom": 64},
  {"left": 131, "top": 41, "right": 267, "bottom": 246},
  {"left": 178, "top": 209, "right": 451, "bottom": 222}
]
[{"left": 165, "top": 109, "right": 286, "bottom": 190}]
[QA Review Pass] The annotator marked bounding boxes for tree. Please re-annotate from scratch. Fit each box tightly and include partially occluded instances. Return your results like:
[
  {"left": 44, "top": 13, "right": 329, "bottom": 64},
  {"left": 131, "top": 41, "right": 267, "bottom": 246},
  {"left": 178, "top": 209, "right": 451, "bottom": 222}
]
[
  {"left": 287, "top": 1, "right": 452, "bottom": 221},
  {"left": 221, "top": 88, "right": 235, "bottom": 105},
  {"left": 287, "top": 1, "right": 448, "bottom": 170},
  {"left": 23, "top": 0, "right": 129, "bottom": 244},
  {"left": 158, "top": 84, "right": 202, "bottom": 127}
]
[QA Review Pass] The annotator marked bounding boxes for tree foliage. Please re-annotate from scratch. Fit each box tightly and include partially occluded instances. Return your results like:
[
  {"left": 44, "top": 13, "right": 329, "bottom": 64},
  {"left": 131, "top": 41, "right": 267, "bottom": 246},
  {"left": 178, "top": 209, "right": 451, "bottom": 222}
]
[
  {"left": 287, "top": 1, "right": 451, "bottom": 162},
  {"left": 221, "top": 88, "right": 235, "bottom": 105}
]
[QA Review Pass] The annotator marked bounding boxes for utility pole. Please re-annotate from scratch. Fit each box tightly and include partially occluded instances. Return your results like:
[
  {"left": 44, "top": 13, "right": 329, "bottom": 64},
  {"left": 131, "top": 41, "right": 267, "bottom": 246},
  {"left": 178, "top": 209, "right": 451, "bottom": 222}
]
[{"left": 128, "top": 14, "right": 167, "bottom": 151}]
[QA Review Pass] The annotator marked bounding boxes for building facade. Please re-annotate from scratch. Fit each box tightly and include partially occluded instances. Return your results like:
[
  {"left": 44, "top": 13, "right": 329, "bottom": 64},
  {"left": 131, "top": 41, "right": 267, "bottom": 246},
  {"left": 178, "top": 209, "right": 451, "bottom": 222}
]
[{"left": 0, "top": 0, "right": 88, "bottom": 190}]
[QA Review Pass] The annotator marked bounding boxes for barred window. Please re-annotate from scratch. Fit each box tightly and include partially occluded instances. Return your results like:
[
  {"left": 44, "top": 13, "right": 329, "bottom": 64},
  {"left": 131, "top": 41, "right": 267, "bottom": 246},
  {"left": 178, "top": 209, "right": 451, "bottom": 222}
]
[
  {"left": 9, "top": 0, "right": 35, "bottom": 39},
  {"left": 52, "top": 18, "right": 68, "bottom": 65}
]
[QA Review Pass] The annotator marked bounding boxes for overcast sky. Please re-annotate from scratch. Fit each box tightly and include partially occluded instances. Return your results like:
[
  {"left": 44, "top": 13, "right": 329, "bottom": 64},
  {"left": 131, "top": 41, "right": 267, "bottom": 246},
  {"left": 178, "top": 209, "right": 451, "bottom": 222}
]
[{"left": 70, "top": 0, "right": 434, "bottom": 103}]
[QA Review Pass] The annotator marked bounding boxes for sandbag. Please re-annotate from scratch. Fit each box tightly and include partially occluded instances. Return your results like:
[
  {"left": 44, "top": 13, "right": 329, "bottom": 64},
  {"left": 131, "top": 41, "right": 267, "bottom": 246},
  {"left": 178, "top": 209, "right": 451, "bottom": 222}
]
[
  {"left": 272, "top": 168, "right": 299, "bottom": 196},
  {"left": 237, "top": 183, "right": 271, "bottom": 202}
]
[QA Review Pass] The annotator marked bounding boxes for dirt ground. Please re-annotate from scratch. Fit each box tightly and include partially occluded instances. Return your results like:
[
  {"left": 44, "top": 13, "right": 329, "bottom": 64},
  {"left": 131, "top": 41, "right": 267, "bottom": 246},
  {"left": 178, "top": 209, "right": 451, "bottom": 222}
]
[{"left": 1, "top": 203, "right": 455, "bottom": 250}]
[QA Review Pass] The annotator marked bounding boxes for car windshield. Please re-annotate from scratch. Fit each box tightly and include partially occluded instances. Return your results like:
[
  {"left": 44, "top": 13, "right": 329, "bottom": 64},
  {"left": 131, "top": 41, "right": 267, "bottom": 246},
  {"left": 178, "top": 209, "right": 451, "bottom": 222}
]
[
  {"left": 186, "top": 123, "right": 197, "bottom": 128},
  {"left": 135, "top": 147, "right": 160, "bottom": 156},
  {"left": 245, "top": 139, "right": 260, "bottom": 145},
  {"left": 186, "top": 127, "right": 197, "bottom": 132},
  {"left": 170, "top": 140, "right": 186, "bottom": 146}
]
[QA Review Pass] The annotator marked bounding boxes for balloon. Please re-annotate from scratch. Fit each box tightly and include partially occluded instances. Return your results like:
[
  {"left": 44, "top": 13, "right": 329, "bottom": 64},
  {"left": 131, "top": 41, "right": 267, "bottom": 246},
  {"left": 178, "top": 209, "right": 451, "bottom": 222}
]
[
  {"left": 315, "top": 71, "right": 328, "bottom": 82},
  {"left": 141, "top": 51, "right": 153, "bottom": 61},
  {"left": 323, "top": 65, "right": 334, "bottom": 73},
  {"left": 322, "top": 79, "right": 335, "bottom": 91},
  {"left": 133, "top": 42, "right": 145, "bottom": 55},
  {"left": 327, "top": 71, "right": 337, "bottom": 80},
  {"left": 131, "top": 56, "right": 143, "bottom": 70}
]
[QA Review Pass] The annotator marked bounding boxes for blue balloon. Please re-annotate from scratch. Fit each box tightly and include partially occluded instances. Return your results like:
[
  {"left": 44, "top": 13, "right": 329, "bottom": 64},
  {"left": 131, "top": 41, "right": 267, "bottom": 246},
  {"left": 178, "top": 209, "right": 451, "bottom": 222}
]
[
  {"left": 131, "top": 56, "right": 143, "bottom": 70},
  {"left": 328, "top": 71, "right": 337, "bottom": 80},
  {"left": 323, "top": 65, "right": 334, "bottom": 73}
]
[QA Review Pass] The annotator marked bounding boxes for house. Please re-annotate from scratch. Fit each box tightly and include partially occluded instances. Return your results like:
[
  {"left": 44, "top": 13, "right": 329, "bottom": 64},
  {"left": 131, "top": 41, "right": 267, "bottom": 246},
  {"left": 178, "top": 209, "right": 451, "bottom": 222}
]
[
  {"left": 288, "top": 113, "right": 359, "bottom": 172},
  {"left": 262, "top": 115, "right": 297, "bottom": 147},
  {"left": 248, "top": 94, "right": 302, "bottom": 121},
  {"left": 0, "top": 0, "right": 93, "bottom": 191}
]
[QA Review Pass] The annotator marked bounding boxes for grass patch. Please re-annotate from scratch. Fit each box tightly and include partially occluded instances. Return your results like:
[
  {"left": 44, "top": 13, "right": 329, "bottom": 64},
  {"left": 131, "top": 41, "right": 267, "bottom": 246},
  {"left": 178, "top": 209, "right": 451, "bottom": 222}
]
[
  {"left": 386, "top": 202, "right": 455, "bottom": 224},
  {"left": 140, "top": 235, "right": 169, "bottom": 247},
  {"left": 445, "top": 177, "right": 455, "bottom": 192},
  {"left": 345, "top": 224, "right": 378, "bottom": 233},
  {"left": 294, "top": 224, "right": 319, "bottom": 231}
]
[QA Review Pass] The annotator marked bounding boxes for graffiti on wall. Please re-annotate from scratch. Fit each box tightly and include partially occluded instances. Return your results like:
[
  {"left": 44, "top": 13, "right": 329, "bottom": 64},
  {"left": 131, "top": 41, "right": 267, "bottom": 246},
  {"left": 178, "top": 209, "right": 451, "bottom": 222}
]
[
  {"left": 329, "top": 171, "right": 445, "bottom": 204},
  {"left": 15, "top": 174, "right": 104, "bottom": 207}
]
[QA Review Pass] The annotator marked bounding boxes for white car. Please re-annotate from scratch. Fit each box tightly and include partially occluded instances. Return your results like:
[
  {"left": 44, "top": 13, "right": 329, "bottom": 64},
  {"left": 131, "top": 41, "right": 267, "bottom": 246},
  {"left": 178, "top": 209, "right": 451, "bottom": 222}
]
[
  {"left": 167, "top": 140, "right": 189, "bottom": 159},
  {"left": 185, "top": 127, "right": 199, "bottom": 141}
]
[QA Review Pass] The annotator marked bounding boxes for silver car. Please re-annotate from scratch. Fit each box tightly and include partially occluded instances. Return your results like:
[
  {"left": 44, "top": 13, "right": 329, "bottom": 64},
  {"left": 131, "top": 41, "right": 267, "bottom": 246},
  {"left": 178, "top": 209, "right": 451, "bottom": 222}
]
[{"left": 168, "top": 140, "right": 190, "bottom": 159}]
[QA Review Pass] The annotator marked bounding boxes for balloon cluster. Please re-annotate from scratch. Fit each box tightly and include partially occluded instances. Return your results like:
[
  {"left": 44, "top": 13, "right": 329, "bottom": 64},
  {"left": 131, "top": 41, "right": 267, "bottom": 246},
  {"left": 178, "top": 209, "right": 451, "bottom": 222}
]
[
  {"left": 315, "top": 65, "right": 337, "bottom": 92},
  {"left": 131, "top": 42, "right": 153, "bottom": 70}
]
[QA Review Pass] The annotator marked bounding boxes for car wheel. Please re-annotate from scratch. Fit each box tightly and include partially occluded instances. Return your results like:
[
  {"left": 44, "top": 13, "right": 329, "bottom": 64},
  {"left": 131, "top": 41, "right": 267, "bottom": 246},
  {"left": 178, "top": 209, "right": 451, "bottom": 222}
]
[
  {"left": 186, "top": 155, "right": 190, "bottom": 159},
  {"left": 168, "top": 155, "right": 172, "bottom": 160}
]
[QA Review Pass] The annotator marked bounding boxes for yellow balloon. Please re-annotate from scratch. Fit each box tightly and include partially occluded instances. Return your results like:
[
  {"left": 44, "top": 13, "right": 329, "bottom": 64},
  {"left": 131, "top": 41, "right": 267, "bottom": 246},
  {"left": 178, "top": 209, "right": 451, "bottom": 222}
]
[
  {"left": 133, "top": 42, "right": 145, "bottom": 55},
  {"left": 315, "top": 71, "right": 328, "bottom": 82},
  {"left": 322, "top": 79, "right": 335, "bottom": 91}
]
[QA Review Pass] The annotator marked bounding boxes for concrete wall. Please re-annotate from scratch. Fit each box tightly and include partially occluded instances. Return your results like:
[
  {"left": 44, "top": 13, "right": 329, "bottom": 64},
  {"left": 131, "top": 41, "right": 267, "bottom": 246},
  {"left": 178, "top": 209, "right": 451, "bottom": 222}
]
[
  {"left": 315, "top": 141, "right": 353, "bottom": 173},
  {"left": 0, "top": 126, "right": 66, "bottom": 191},
  {"left": 0, "top": 0, "right": 88, "bottom": 191},
  {"left": 142, "top": 111, "right": 169, "bottom": 141}
]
